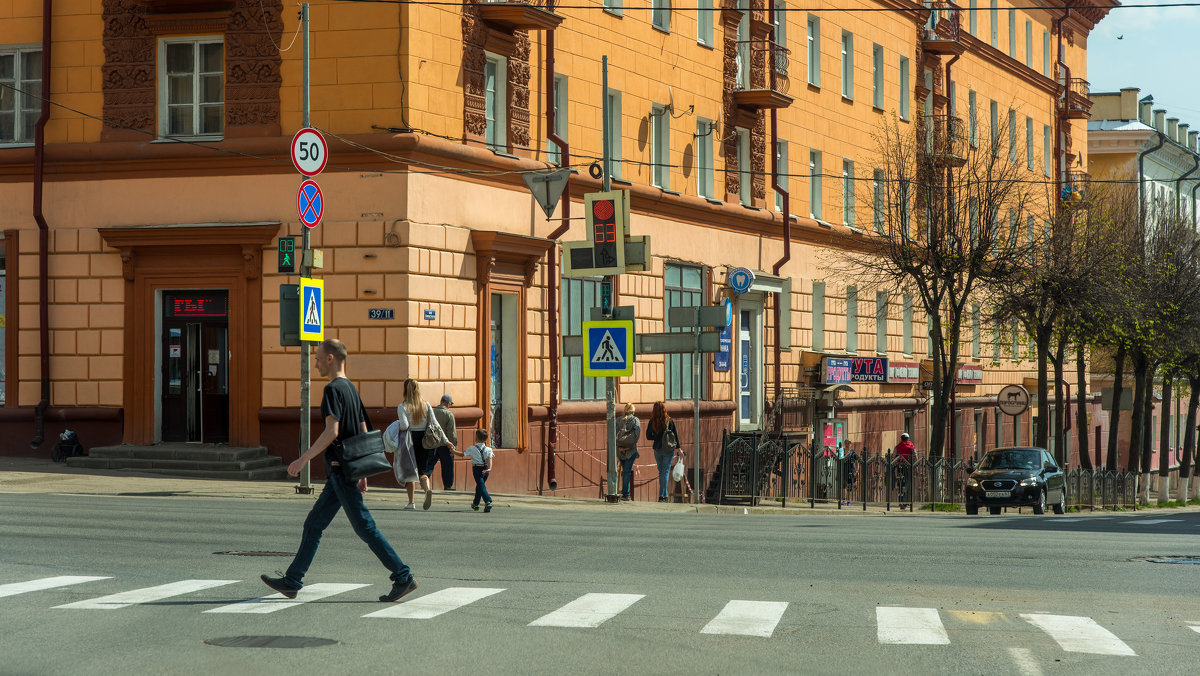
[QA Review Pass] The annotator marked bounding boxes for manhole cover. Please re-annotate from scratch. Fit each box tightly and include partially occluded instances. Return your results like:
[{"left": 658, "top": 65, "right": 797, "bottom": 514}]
[
  {"left": 205, "top": 636, "right": 338, "bottom": 649},
  {"left": 1138, "top": 556, "right": 1200, "bottom": 565},
  {"left": 213, "top": 551, "right": 295, "bottom": 557}
]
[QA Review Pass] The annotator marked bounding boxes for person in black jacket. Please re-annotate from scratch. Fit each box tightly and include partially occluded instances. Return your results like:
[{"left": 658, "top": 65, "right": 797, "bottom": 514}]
[
  {"left": 616, "top": 403, "right": 641, "bottom": 500},
  {"left": 645, "top": 401, "right": 680, "bottom": 503}
]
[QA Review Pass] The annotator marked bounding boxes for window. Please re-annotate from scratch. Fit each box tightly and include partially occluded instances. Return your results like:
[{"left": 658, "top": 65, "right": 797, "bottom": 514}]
[
  {"left": 548, "top": 74, "right": 567, "bottom": 165},
  {"left": 899, "top": 177, "right": 911, "bottom": 236},
  {"left": 846, "top": 286, "right": 858, "bottom": 354},
  {"left": 809, "top": 150, "right": 823, "bottom": 219},
  {"left": 898, "top": 56, "right": 910, "bottom": 121},
  {"left": 775, "top": 140, "right": 788, "bottom": 212},
  {"left": 484, "top": 52, "right": 507, "bottom": 151},
  {"left": 972, "top": 305, "right": 981, "bottom": 359},
  {"left": 969, "top": 197, "right": 978, "bottom": 245},
  {"left": 697, "top": 119, "right": 714, "bottom": 198},
  {"left": 807, "top": 14, "right": 821, "bottom": 87},
  {"left": 902, "top": 294, "right": 913, "bottom": 355},
  {"left": 968, "top": 89, "right": 977, "bottom": 147},
  {"left": 1009, "top": 108, "right": 1017, "bottom": 162},
  {"left": 737, "top": 128, "right": 751, "bottom": 206},
  {"left": 842, "top": 159, "right": 855, "bottom": 227},
  {"left": 665, "top": 264, "right": 704, "bottom": 399},
  {"left": 949, "top": 80, "right": 956, "bottom": 117},
  {"left": 873, "top": 169, "right": 885, "bottom": 233},
  {"left": 652, "top": 0, "right": 670, "bottom": 32},
  {"left": 606, "top": 89, "right": 622, "bottom": 180},
  {"left": 990, "top": 100, "right": 999, "bottom": 157},
  {"left": 872, "top": 44, "right": 884, "bottom": 109},
  {"left": 1025, "top": 19, "right": 1032, "bottom": 67},
  {"left": 876, "top": 291, "right": 887, "bottom": 354},
  {"left": 990, "top": 1, "right": 998, "bottom": 47},
  {"left": 0, "top": 48, "right": 41, "bottom": 144},
  {"left": 812, "top": 282, "right": 825, "bottom": 352},
  {"left": 697, "top": 0, "right": 714, "bottom": 46},
  {"left": 562, "top": 277, "right": 604, "bottom": 400},
  {"left": 1025, "top": 116, "right": 1033, "bottom": 170},
  {"left": 652, "top": 104, "right": 670, "bottom": 189},
  {"left": 604, "top": 0, "right": 622, "bottom": 16},
  {"left": 1043, "top": 31, "right": 1051, "bottom": 77},
  {"left": 841, "top": 31, "right": 854, "bottom": 99},
  {"left": 1008, "top": 10, "right": 1016, "bottom": 57},
  {"left": 774, "top": 1, "right": 787, "bottom": 49},
  {"left": 1043, "top": 124, "right": 1051, "bottom": 177},
  {"left": 968, "top": 0, "right": 977, "bottom": 36},
  {"left": 160, "top": 38, "right": 223, "bottom": 137}
]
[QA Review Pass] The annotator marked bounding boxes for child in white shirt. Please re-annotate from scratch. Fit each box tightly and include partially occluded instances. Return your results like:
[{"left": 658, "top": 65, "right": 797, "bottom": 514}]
[{"left": 455, "top": 428, "right": 495, "bottom": 512}]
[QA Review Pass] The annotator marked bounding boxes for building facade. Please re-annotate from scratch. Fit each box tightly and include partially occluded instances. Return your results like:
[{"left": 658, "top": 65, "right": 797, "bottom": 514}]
[{"left": 0, "top": 0, "right": 1114, "bottom": 497}]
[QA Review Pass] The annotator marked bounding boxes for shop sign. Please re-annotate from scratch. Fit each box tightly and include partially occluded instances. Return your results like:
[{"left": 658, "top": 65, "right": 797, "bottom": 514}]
[
  {"left": 822, "top": 356, "right": 889, "bottom": 384},
  {"left": 888, "top": 361, "right": 920, "bottom": 383},
  {"left": 956, "top": 365, "right": 984, "bottom": 384}
]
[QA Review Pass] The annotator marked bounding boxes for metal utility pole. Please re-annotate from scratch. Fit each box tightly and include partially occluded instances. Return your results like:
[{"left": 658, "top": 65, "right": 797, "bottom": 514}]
[
  {"left": 297, "top": 2, "right": 313, "bottom": 494},
  {"left": 692, "top": 318, "right": 701, "bottom": 502},
  {"left": 601, "top": 55, "right": 618, "bottom": 503}
]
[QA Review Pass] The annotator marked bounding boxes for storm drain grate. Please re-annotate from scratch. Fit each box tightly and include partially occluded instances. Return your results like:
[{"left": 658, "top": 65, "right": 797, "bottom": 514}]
[
  {"left": 1134, "top": 555, "right": 1200, "bottom": 565},
  {"left": 212, "top": 551, "right": 295, "bottom": 557},
  {"left": 205, "top": 636, "right": 338, "bottom": 649}
]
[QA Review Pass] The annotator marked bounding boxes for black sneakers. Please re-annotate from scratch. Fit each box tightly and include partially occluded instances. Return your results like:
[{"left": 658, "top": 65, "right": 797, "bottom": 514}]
[
  {"left": 260, "top": 574, "right": 300, "bottom": 599},
  {"left": 379, "top": 578, "right": 418, "bottom": 603},
  {"left": 483, "top": 502, "right": 493, "bottom": 513}
]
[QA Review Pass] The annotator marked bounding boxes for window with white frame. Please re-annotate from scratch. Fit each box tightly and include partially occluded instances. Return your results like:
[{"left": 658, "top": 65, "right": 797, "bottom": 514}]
[
  {"left": 809, "top": 150, "right": 823, "bottom": 219},
  {"left": 968, "top": 0, "right": 977, "bottom": 35},
  {"left": 812, "top": 281, "right": 825, "bottom": 352},
  {"left": 562, "top": 276, "right": 605, "bottom": 400},
  {"left": 873, "top": 168, "right": 884, "bottom": 233},
  {"left": 0, "top": 47, "right": 41, "bottom": 144},
  {"left": 774, "top": 1, "right": 787, "bottom": 48},
  {"left": 484, "top": 52, "right": 507, "bottom": 151},
  {"left": 604, "top": 0, "right": 622, "bottom": 16},
  {"left": 968, "top": 89, "right": 977, "bottom": 147},
  {"left": 1042, "top": 31, "right": 1051, "bottom": 76},
  {"left": 737, "top": 127, "right": 751, "bottom": 206},
  {"left": 990, "top": 1, "right": 998, "bottom": 48},
  {"left": 652, "top": 0, "right": 670, "bottom": 32},
  {"left": 1009, "top": 108, "right": 1017, "bottom": 162},
  {"left": 841, "top": 31, "right": 854, "bottom": 99},
  {"left": 160, "top": 38, "right": 224, "bottom": 137},
  {"left": 1043, "top": 124, "right": 1051, "bottom": 177},
  {"left": 1025, "top": 19, "right": 1032, "bottom": 67},
  {"left": 697, "top": 118, "right": 713, "bottom": 198},
  {"left": 1008, "top": 10, "right": 1016, "bottom": 57},
  {"left": 846, "top": 286, "right": 858, "bottom": 354},
  {"left": 972, "top": 305, "right": 981, "bottom": 358},
  {"left": 775, "top": 139, "right": 788, "bottom": 212},
  {"left": 872, "top": 44, "right": 883, "bottom": 109},
  {"left": 807, "top": 15, "right": 821, "bottom": 87},
  {"left": 969, "top": 197, "right": 978, "bottom": 245},
  {"left": 842, "top": 159, "right": 855, "bottom": 227},
  {"left": 548, "top": 74, "right": 567, "bottom": 165},
  {"left": 898, "top": 56, "right": 910, "bottom": 121},
  {"left": 1025, "top": 116, "right": 1033, "bottom": 170},
  {"left": 652, "top": 103, "right": 670, "bottom": 189},
  {"left": 949, "top": 80, "right": 956, "bottom": 117},
  {"left": 665, "top": 264, "right": 705, "bottom": 399},
  {"left": 990, "top": 99, "right": 999, "bottom": 157},
  {"left": 607, "top": 89, "right": 622, "bottom": 180},
  {"left": 875, "top": 291, "right": 887, "bottom": 354},
  {"left": 697, "top": 0, "right": 714, "bottom": 46},
  {"left": 902, "top": 294, "right": 913, "bottom": 355}
]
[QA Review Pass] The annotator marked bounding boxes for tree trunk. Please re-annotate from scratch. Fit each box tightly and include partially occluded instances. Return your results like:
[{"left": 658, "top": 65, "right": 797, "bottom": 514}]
[
  {"left": 1140, "top": 364, "right": 1155, "bottom": 504},
  {"left": 1182, "top": 374, "right": 1200, "bottom": 503},
  {"left": 1106, "top": 343, "right": 1126, "bottom": 470},
  {"left": 1158, "top": 373, "right": 1172, "bottom": 504},
  {"left": 1127, "top": 350, "right": 1146, "bottom": 473},
  {"left": 1035, "top": 327, "right": 1052, "bottom": 449},
  {"left": 1076, "top": 342, "right": 1093, "bottom": 470},
  {"left": 1051, "top": 339, "right": 1067, "bottom": 466}
]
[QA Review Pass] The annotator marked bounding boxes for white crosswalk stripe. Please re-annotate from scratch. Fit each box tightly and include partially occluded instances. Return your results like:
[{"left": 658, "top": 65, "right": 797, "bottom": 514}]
[
  {"left": 876, "top": 607, "right": 950, "bottom": 645},
  {"left": 1131, "top": 519, "right": 1182, "bottom": 525},
  {"left": 362, "top": 587, "right": 505, "bottom": 619},
  {"left": 700, "top": 600, "right": 789, "bottom": 637},
  {"left": 1189, "top": 625, "right": 1200, "bottom": 634},
  {"left": 205, "top": 583, "right": 369, "bottom": 614},
  {"left": 528, "top": 593, "right": 644, "bottom": 628},
  {"left": 1020, "top": 613, "right": 1137, "bottom": 656},
  {"left": 0, "top": 576, "right": 111, "bottom": 599},
  {"left": 54, "top": 580, "right": 239, "bottom": 610}
]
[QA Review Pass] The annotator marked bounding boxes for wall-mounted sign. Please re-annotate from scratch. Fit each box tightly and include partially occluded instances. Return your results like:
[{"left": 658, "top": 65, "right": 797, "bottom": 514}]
[
  {"left": 714, "top": 320, "right": 731, "bottom": 372},
  {"left": 369, "top": 309, "right": 394, "bottom": 320},
  {"left": 423, "top": 309, "right": 436, "bottom": 321},
  {"left": 165, "top": 293, "right": 227, "bottom": 318},
  {"left": 956, "top": 365, "right": 983, "bottom": 384},
  {"left": 728, "top": 267, "right": 755, "bottom": 294},
  {"left": 888, "top": 361, "right": 920, "bottom": 384},
  {"left": 822, "top": 356, "right": 889, "bottom": 384}
]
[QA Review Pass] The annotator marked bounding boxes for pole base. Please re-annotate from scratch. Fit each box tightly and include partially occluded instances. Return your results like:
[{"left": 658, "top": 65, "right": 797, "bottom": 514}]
[{"left": 295, "top": 485, "right": 314, "bottom": 495}]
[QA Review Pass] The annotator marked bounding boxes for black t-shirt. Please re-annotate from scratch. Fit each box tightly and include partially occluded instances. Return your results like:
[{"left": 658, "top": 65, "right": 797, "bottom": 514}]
[{"left": 321, "top": 377, "right": 367, "bottom": 461}]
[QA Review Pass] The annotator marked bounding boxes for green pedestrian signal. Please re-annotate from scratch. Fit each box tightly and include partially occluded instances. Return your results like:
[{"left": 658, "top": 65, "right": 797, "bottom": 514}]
[{"left": 278, "top": 236, "right": 297, "bottom": 274}]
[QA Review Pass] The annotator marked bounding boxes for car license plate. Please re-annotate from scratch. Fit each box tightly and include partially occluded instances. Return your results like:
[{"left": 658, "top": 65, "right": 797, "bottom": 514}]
[{"left": 985, "top": 491, "right": 1011, "bottom": 498}]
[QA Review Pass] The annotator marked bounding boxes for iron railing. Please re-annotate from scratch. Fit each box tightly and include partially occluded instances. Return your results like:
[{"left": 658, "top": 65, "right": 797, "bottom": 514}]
[
  {"left": 923, "top": 2, "right": 962, "bottom": 43},
  {"left": 733, "top": 37, "right": 791, "bottom": 95}
]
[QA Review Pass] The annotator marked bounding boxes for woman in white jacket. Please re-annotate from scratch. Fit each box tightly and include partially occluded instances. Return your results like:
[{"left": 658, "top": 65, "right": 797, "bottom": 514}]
[{"left": 389, "top": 379, "right": 454, "bottom": 510}]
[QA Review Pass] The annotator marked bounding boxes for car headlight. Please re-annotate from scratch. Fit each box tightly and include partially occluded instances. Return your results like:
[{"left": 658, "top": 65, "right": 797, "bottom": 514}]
[
  {"left": 1019, "top": 476, "right": 1039, "bottom": 487},
  {"left": 966, "top": 478, "right": 979, "bottom": 487}
]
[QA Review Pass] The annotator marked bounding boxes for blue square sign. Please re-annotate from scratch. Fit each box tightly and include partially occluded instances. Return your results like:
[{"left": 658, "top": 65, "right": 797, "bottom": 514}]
[
  {"left": 299, "top": 277, "right": 323, "bottom": 342},
  {"left": 582, "top": 320, "right": 633, "bottom": 377}
]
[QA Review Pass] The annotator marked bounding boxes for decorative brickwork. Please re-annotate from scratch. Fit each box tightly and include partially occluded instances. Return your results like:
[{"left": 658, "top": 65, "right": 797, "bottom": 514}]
[{"left": 461, "top": 3, "right": 532, "bottom": 151}]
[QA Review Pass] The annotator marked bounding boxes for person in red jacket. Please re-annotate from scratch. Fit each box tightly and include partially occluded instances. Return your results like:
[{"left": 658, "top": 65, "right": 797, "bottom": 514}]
[
  {"left": 895, "top": 433, "right": 915, "bottom": 462},
  {"left": 894, "top": 433, "right": 915, "bottom": 508}
]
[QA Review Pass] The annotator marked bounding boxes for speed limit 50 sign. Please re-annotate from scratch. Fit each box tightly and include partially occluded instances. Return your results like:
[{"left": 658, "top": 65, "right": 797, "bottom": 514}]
[{"left": 290, "top": 127, "right": 328, "bottom": 177}]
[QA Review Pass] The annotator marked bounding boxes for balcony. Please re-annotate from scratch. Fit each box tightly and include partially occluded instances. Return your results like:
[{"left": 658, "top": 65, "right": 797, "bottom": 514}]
[
  {"left": 922, "top": 115, "right": 968, "bottom": 167},
  {"left": 1061, "top": 171, "right": 1091, "bottom": 204},
  {"left": 732, "top": 38, "right": 793, "bottom": 110},
  {"left": 922, "top": 3, "right": 965, "bottom": 56},
  {"left": 475, "top": 0, "right": 563, "bottom": 32},
  {"left": 1062, "top": 78, "right": 1092, "bottom": 119}
]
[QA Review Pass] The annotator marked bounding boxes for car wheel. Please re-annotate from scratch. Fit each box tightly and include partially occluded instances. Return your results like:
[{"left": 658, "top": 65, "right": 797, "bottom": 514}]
[
  {"left": 989, "top": 505, "right": 1001, "bottom": 515},
  {"left": 1033, "top": 489, "right": 1046, "bottom": 515},
  {"left": 965, "top": 503, "right": 979, "bottom": 515},
  {"left": 1053, "top": 489, "right": 1066, "bottom": 515}
]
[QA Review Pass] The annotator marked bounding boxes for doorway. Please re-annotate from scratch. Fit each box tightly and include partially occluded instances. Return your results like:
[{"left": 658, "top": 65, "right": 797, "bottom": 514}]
[
  {"left": 160, "top": 290, "right": 229, "bottom": 443},
  {"left": 737, "top": 301, "right": 763, "bottom": 430}
]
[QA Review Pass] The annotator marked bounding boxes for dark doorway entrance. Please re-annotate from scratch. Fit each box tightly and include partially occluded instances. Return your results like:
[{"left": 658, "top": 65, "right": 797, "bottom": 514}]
[{"left": 161, "top": 291, "right": 229, "bottom": 443}]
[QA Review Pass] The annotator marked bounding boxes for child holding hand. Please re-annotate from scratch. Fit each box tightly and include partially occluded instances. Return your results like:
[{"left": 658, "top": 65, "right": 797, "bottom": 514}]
[{"left": 455, "top": 428, "right": 495, "bottom": 512}]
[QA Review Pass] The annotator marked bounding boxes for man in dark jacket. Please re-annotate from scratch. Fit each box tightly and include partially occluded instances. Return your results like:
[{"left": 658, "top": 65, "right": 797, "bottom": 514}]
[{"left": 428, "top": 395, "right": 458, "bottom": 490}]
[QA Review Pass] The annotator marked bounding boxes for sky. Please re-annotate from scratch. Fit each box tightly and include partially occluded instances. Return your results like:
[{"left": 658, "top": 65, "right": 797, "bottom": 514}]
[{"left": 1087, "top": 1, "right": 1200, "bottom": 125}]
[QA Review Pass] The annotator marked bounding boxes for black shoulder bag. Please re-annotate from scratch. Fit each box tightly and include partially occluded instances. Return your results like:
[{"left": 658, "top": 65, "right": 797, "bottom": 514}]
[{"left": 339, "top": 394, "right": 391, "bottom": 481}]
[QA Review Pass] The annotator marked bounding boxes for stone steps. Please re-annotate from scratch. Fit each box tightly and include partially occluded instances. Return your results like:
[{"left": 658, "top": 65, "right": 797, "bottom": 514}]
[{"left": 66, "top": 444, "right": 289, "bottom": 481}]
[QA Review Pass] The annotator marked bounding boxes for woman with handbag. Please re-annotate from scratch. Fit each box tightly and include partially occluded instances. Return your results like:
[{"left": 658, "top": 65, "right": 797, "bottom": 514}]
[
  {"left": 396, "top": 378, "right": 454, "bottom": 510},
  {"left": 645, "top": 401, "right": 680, "bottom": 503},
  {"left": 616, "top": 403, "right": 641, "bottom": 501}
]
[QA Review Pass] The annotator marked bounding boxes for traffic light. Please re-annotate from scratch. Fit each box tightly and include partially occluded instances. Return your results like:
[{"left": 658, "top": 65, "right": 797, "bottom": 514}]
[{"left": 277, "top": 236, "right": 297, "bottom": 274}]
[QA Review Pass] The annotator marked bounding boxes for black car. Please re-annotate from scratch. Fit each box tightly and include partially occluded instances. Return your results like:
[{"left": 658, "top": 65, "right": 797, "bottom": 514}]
[{"left": 964, "top": 446, "right": 1066, "bottom": 515}]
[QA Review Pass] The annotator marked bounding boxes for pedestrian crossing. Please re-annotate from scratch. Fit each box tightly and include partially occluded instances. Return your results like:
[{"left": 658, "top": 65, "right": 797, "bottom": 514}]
[{"left": 1, "top": 574, "right": 1185, "bottom": 654}]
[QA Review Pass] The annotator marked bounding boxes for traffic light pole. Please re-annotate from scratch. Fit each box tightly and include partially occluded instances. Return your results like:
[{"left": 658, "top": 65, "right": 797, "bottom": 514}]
[
  {"left": 296, "top": 2, "right": 313, "bottom": 494},
  {"left": 601, "top": 55, "right": 618, "bottom": 503}
]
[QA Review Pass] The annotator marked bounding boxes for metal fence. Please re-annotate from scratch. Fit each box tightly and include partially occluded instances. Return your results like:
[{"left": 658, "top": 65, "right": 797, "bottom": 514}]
[{"left": 711, "top": 435, "right": 1146, "bottom": 511}]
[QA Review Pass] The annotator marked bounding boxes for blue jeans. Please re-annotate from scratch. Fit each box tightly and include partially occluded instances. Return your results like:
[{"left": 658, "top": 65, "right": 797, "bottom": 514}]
[
  {"left": 620, "top": 453, "right": 637, "bottom": 497},
  {"left": 653, "top": 449, "right": 673, "bottom": 499},
  {"left": 284, "top": 462, "right": 411, "bottom": 588},
  {"left": 472, "top": 465, "right": 492, "bottom": 506}
]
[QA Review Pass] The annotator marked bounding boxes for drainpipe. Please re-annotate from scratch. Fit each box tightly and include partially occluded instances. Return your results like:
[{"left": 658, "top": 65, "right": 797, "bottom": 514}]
[
  {"left": 1191, "top": 180, "right": 1199, "bottom": 230},
  {"left": 30, "top": 0, "right": 52, "bottom": 449},
  {"left": 769, "top": 3, "right": 789, "bottom": 394},
  {"left": 1137, "top": 131, "right": 1165, "bottom": 227},
  {"left": 543, "top": 5, "right": 569, "bottom": 492},
  {"left": 1053, "top": 8, "right": 1071, "bottom": 210},
  {"left": 1175, "top": 154, "right": 1197, "bottom": 220}
]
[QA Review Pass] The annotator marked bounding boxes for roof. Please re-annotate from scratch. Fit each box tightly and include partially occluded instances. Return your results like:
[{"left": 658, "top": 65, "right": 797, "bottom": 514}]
[{"left": 1087, "top": 120, "right": 1154, "bottom": 132}]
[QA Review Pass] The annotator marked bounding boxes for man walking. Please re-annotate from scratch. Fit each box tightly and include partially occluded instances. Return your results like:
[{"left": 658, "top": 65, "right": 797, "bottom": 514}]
[
  {"left": 429, "top": 394, "right": 458, "bottom": 490},
  {"left": 261, "top": 338, "right": 418, "bottom": 603}
]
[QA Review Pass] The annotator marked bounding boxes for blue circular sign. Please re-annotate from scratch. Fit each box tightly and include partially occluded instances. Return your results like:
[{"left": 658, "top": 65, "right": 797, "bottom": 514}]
[
  {"left": 297, "top": 179, "right": 323, "bottom": 229},
  {"left": 728, "top": 267, "right": 755, "bottom": 294},
  {"left": 723, "top": 298, "right": 733, "bottom": 327}
]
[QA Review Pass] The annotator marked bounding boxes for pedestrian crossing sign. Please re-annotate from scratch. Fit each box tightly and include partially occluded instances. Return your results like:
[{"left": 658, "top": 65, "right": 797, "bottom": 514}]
[
  {"left": 582, "top": 320, "right": 633, "bottom": 377},
  {"left": 299, "top": 277, "right": 324, "bottom": 342}
]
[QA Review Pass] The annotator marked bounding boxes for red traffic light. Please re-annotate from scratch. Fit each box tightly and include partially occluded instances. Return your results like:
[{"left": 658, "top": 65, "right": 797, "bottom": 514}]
[{"left": 592, "top": 199, "right": 615, "bottom": 220}]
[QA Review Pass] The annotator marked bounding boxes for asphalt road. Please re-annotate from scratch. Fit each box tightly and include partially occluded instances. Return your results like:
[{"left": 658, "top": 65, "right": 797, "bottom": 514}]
[{"left": 2, "top": 494, "right": 1198, "bottom": 675}]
